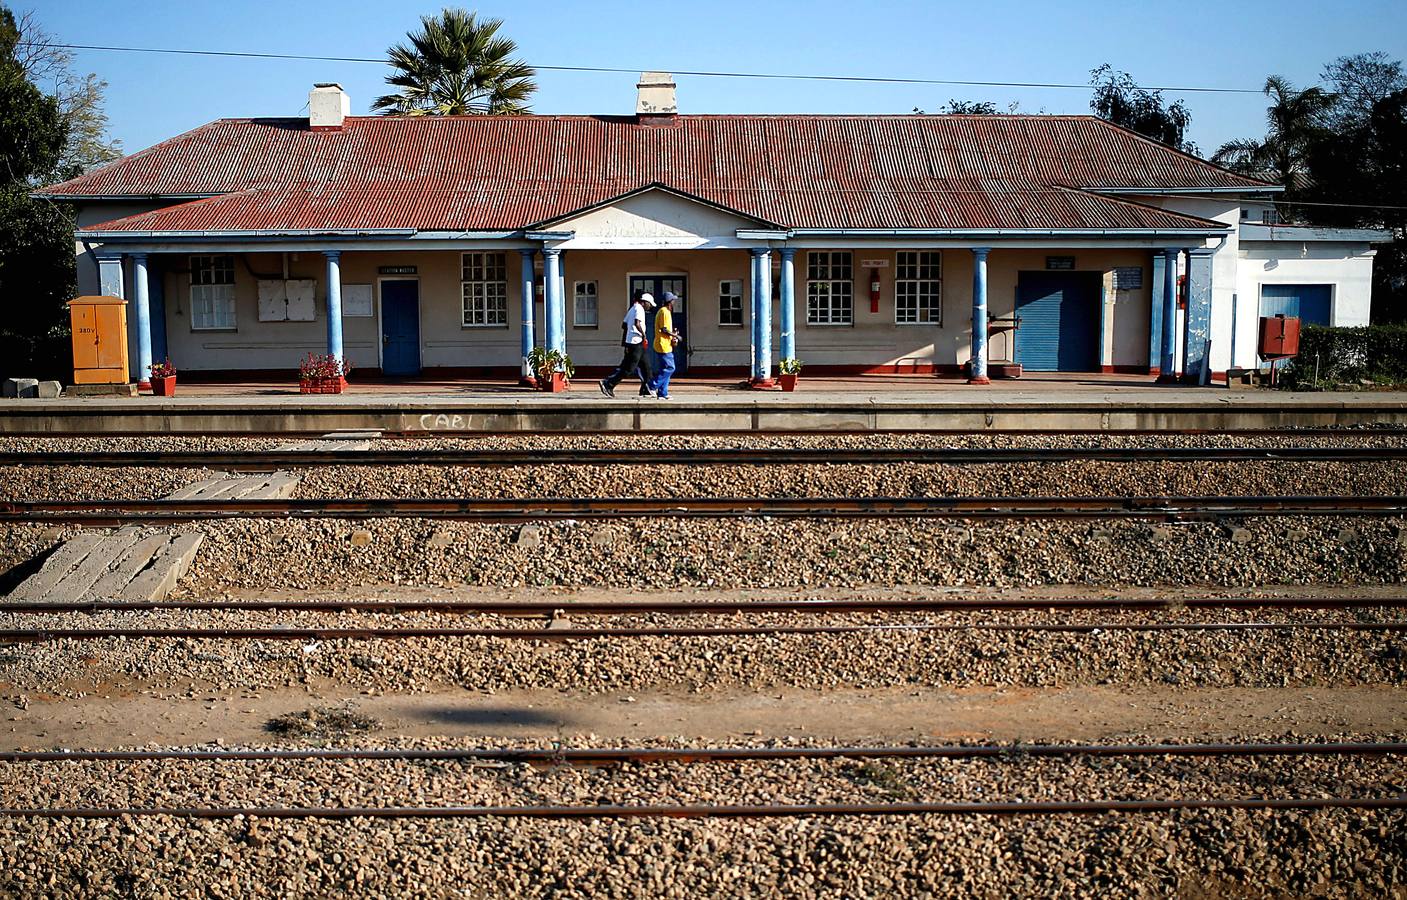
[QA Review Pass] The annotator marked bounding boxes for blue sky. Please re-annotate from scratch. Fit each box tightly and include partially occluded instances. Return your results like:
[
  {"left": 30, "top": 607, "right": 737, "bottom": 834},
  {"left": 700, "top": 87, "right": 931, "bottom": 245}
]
[{"left": 27, "top": 0, "right": 1407, "bottom": 157}]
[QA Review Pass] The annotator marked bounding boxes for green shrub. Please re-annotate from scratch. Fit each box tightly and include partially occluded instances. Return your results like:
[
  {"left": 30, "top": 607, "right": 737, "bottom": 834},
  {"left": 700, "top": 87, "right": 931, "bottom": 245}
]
[{"left": 1280, "top": 324, "right": 1407, "bottom": 389}]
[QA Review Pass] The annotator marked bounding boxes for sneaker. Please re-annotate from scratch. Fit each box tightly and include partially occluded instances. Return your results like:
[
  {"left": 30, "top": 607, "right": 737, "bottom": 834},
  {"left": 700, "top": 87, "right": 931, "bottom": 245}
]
[
  {"left": 598, "top": 379, "right": 614, "bottom": 398},
  {"left": 657, "top": 393, "right": 670, "bottom": 400}
]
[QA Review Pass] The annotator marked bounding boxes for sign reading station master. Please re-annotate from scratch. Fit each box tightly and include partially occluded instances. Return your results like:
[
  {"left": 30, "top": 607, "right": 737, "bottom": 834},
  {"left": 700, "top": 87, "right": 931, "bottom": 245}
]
[{"left": 378, "top": 265, "right": 417, "bottom": 275}]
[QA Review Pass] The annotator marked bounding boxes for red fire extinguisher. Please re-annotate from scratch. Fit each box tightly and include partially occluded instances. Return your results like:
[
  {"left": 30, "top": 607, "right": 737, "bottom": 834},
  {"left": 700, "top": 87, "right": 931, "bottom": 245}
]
[{"left": 868, "top": 268, "right": 881, "bottom": 313}]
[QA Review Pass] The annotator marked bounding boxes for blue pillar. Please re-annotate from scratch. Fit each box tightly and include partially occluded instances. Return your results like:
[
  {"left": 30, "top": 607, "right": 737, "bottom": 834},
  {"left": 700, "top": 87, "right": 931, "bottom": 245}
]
[
  {"left": 969, "top": 248, "right": 991, "bottom": 384},
  {"left": 750, "top": 248, "right": 774, "bottom": 384},
  {"left": 518, "top": 249, "right": 537, "bottom": 383},
  {"left": 1157, "top": 248, "right": 1179, "bottom": 383},
  {"left": 778, "top": 248, "right": 796, "bottom": 363},
  {"left": 324, "top": 250, "right": 344, "bottom": 364},
  {"left": 748, "top": 250, "right": 761, "bottom": 380},
  {"left": 131, "top": 253, "right": 153, "bottom": 387},
  {"left": 543, "top": 248, "right": 564, "bottom": 356},
  {"left": 1149, "top": 252, "right": 1166, "bottom": 375},
  {"left": 1183, "top": 248, "right": 1215, "bottom": 385}
]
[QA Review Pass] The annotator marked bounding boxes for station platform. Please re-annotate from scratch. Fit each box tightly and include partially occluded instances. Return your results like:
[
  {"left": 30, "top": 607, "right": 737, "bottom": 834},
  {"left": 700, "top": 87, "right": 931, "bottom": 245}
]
[{"left": 4, "top": 374, "right": 1407, "bottom": 434}]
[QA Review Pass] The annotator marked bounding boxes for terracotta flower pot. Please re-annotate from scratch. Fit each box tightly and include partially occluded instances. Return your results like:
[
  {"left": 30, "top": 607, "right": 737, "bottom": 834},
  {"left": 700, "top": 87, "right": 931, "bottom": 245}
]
[
  {"left": 543, "top": 372, "right": 569, "bottom": 393},
  {"left": 151, "top": 375, "right": 177, "bottom": 397},
  {"left": 779, "top": 373, "right": 799, "bottom": 392},
  {"left": 300, "top": 376, "right": 346, "bottom": 395}
]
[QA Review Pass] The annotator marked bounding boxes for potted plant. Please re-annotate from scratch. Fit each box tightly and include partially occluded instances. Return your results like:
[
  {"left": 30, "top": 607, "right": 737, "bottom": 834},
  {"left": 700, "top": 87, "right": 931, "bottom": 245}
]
[
  {"left": 149, "top": 359, "right": 178, "bottom": 397},
  {"left": 778, "top": 357, "right": 803, "bottom": 392},
  {"left": 528, "top": 347, "right": 575, "bottom": 393},
  {"left": 298, "top": 353, "right": 352, "bottom": 394}
]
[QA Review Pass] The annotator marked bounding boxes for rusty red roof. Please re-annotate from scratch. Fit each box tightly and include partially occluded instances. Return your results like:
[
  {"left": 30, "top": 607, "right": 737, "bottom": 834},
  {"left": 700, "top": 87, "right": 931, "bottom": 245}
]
[{"left": 41, "top": 114, "right": 1266, "bottom": 234}]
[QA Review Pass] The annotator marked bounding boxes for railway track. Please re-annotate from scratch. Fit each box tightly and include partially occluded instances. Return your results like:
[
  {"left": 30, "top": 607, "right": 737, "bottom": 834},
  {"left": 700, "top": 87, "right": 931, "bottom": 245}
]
[
  {"left": 5, "top": 494, "right": 1406, "bottom": 524},
  {"left": 5, "top": 595, "right": 1404, "bottom": 615},
  {"left": 1, "top": 621, "right": 1401, "bottom": 642},
  {"left": 6, "top": 445, "right": 1407, "bottom": 469},
  {"left": 4, "top": 741, "right": 1402, "bottom": 819}
]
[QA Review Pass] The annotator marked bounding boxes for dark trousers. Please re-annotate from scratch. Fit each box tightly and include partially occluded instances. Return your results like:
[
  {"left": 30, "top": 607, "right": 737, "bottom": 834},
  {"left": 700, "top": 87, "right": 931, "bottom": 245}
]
[{"left": 604, "top": 342, "right": 655, "bottom": 393}]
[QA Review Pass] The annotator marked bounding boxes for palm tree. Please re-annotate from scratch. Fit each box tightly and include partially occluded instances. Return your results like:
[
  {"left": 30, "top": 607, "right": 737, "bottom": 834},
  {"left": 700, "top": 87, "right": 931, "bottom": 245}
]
[
  {"left": 1212, "top": 76, "right": 1337, "bottom": 188},
  {"left": 373, "top": 9, "right": 537, "bottom": 116}
]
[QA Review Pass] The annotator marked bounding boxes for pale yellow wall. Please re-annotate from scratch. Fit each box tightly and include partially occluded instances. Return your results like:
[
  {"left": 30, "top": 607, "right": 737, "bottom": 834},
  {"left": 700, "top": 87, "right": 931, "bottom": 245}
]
[{"left": 152, "top": 246, "right": 1157, "bottom": 373}]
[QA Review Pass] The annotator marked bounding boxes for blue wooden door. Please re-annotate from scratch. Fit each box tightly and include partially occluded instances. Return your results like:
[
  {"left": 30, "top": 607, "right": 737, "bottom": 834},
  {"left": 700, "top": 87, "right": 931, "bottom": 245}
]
[
  {"left": 380, "top": 280, "right": 420, "bottom": 376},
  {"left": 1259, "top": 284, "right": 1332, "bottom": 326},
  {"left": 1014, "top": 272, "right": 1102, "bottom": 372},
  {"left": 627, "top": 275, "right": 689, "bottom": 374}
]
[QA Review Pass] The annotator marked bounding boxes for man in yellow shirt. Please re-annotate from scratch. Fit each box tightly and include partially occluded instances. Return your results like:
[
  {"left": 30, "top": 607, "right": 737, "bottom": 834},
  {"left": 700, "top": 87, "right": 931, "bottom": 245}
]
[{"left": 650, "top": 292, "right": 683, "bottom": 399}]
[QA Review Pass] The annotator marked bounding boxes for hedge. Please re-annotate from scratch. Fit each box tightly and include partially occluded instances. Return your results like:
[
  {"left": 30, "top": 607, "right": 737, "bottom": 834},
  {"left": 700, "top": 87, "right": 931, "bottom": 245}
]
[{"left": 1280, "top": 324, "right": 1407, "bottom": 389}]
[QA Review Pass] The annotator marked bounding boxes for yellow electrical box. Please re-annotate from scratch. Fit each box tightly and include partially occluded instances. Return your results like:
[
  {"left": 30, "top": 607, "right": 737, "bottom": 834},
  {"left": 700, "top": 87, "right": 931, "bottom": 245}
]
[{"left": 68, "top": 295, "right": 130, "bottom": 385}]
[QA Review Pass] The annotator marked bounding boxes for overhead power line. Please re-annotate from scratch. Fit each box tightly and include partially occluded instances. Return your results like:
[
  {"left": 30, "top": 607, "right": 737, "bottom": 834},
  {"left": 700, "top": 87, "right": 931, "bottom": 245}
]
[{"left": 21, "top": 41, "right": 1265, "bottom": 95}]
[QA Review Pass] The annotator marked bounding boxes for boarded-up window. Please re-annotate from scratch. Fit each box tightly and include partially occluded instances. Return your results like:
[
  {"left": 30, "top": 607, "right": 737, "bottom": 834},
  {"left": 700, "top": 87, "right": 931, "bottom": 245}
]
[{"left": 257, "top": 279, "right": 317, "bottom": 322}]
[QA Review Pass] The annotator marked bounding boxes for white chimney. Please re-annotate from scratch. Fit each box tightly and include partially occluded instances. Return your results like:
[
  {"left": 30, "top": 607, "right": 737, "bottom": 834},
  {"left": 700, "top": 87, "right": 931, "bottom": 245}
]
[
  {"left": 636, "top": 72, "right": 677, "bottom": 124},
  {"left": 309, "top": 83, "right": 350, "bottom": 131}
]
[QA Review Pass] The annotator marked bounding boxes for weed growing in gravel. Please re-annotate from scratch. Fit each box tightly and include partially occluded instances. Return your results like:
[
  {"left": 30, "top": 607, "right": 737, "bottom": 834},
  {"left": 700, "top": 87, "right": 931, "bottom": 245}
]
[
  {"left": 845, "top": 761, "right": 914, "bottom": 799},
  {"left": 265, "top": 706, "right": 380, "bottom": 738}
]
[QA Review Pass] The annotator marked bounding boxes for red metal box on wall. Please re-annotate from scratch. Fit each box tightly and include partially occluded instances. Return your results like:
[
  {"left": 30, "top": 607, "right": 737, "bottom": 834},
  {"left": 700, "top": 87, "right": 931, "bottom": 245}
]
[{"left": 1258, "top": 315, "right": 1301, "bottom": 359}]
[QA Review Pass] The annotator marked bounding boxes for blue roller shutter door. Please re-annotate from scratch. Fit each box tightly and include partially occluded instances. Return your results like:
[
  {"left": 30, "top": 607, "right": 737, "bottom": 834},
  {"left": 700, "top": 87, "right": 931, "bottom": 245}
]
[
  {"left": 1015, "top": 272, "right": 1102, "bottom": 372},
  {"left": 1259, "top": 284, "right": 1332, "bottom": 326}
]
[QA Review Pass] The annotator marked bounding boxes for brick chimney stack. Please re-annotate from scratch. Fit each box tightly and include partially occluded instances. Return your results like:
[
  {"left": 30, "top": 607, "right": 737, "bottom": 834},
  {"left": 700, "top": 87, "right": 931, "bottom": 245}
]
[{"left": 636, "top": 72, "right": 677, "bottom": 126}]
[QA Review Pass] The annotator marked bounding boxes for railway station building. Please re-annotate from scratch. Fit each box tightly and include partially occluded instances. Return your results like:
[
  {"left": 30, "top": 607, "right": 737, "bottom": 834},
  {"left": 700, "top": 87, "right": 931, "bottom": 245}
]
[{"left": 39, "top": 77, "right": 1389, "bottom": 387}]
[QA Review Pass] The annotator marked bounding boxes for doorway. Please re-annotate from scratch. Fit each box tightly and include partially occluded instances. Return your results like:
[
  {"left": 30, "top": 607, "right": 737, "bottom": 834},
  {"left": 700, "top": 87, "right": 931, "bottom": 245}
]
[
  {"left": 627, "top": 274, "right": 689, "bottom": 375},
  {"left": 379, "top": 279, "right": 421, "bottom": 376},
  {"left": 1014, "top": 271, "right": 1103, "bottom": 372}
]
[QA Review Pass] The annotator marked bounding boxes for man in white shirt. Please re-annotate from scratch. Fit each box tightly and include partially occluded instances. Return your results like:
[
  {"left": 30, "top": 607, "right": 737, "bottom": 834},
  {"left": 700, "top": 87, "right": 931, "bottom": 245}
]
[{"left": 599, "top": 292, "right": 656, "bottom": 398}]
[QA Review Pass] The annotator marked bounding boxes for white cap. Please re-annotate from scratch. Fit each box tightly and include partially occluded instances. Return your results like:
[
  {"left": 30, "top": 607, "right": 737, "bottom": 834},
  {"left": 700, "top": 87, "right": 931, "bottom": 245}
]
[{"left": 638, "top": 292, "right": 656, "bottom": 308}]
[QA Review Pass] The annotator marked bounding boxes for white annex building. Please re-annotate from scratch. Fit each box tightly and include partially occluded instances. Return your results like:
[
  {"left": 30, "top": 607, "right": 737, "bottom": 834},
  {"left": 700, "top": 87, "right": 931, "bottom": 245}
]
[{"left": 40, "top": 76, "right": 1391, "bottom": 386}]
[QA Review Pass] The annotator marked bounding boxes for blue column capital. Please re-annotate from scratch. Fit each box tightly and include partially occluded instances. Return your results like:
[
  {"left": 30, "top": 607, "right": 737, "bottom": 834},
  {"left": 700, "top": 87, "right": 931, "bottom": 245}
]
[
  {"left": 518, "top": 248, "right": 536, "bottom": 259},
  {"left": 1161, "top": 247, "right": 1181, "bottom": 261},
  {"left": 323, "top": 249, "right": 342, "bottom": 261},
  {"left": 777, "top": 247, "right": 796, "bottom": 261},
  {"left": 749, "top": 247, "right": 771, "bottom": 259},
  {"left": 129, "top": 252, "right": 148, "bottom": 264},
  {"left": 542, "top": 246, "right": 561, "bottom": 258},
  {"left": 971, "top": 247, "right": 992, "bottom": 259}
]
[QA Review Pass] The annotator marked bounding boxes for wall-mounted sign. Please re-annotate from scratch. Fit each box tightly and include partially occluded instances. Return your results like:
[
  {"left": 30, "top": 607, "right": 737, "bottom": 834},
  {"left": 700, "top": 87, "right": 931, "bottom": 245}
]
[
  {"left": 378, "top": 265, "right": 417, "bottom": 275},
  {"left": 343, "top": 284, "right": 373, "bottom": 317},
  {"left": 859, "top": 259, "right": 890, "bottom": 268},
  {"left": 1113, "top": 267, "right": 1144, "bottom": 290},
  {"left": 1046, "top": 256, "right": 1076, "bottom": 270}
]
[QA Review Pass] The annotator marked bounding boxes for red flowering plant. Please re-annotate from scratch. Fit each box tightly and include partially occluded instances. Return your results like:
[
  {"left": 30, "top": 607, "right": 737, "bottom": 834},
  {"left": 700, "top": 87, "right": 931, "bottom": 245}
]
[
  {"left": 298, "top": 353, "right": 352, "bottom": 380},
  {"left": 149, "top": 359, "right": 177, "bottom": 378}
]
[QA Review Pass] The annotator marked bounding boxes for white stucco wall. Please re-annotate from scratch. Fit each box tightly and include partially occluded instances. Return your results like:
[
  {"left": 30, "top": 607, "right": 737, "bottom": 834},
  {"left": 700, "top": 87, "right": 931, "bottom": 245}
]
[
  {"left": 1146, "top": 196, "right": 1241, "bottom": 371},
  {"left": 1237, "top": 240, "right": 1377, "bottom": 330}
]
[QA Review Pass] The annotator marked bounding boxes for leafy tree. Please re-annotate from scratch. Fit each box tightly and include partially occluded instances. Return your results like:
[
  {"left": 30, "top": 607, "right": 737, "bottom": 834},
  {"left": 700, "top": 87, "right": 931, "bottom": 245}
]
[
  {"left": 373, "top": 8, "right": 536, "bottom": 116},
  {"left": 1322, "top": 51, "right": 1407, "bottom": 129},
  {"left": 1088, "top": 64, "right": 1196, "bottom": 153},
  {"left": 938, "top": 100, "right": 999, "bottom": 115},
  {"left": 1211, "top": 76, "right": 1336, "bottom": 193},
  {"left": 0, "top": 5, "right": 77, "bottom": 379},
  {"left": 1300, "top": 88, "right": 1407, "bottom": 321}
]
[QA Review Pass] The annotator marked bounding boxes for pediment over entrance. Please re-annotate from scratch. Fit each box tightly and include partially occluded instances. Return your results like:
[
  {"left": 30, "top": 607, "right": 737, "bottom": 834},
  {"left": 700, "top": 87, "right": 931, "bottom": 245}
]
[{"left": 541, "top": 186, "right": 772, "bottom": 249}]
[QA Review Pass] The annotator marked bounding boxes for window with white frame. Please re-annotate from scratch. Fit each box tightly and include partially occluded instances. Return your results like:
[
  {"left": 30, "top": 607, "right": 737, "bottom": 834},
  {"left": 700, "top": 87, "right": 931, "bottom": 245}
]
[
  {"left": 189, "top": 255, "right": 237, "bottom": 330},
  {"left": 895, "top": 251, "right": 942, "bottom": 325},
  {"left": 807, "top": 251, "right": 853, "bottom": 325},
  {"left": 719, "top": 279, "right": 744, "bottom": 326},
  {"left": 461, "top": 252, "right": 508, "bottom": 327},
  {"left": 573, "top": 281, "right": 598, "bottom": 327}
]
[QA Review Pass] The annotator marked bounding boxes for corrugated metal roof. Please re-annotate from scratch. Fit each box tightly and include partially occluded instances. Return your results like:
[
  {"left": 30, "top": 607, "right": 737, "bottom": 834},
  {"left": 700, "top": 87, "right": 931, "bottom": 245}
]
[{"left": 42, "top": 114, "right": 1265, "bottom": 233}]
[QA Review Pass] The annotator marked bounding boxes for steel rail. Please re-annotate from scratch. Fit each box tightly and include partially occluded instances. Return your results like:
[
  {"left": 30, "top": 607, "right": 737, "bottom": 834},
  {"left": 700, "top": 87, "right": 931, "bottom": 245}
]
[
  {"left": 5, "top": 596, "right": 1405, "bottom": 615},
  {"left": 3, "top": 495, "right": 1405, "bottom": 524},
  {"left": 3, "top": 741, "right": 1402, "bottom": 764},
  {"left": 1, "top": 622, "right": 1401, "bottom": 642},
  {"left": 5, "top": 446, "right": 1407, "bottom": 469},
  {"left": 3, "top": 797, "right": 1405, "bottom": 820}
]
